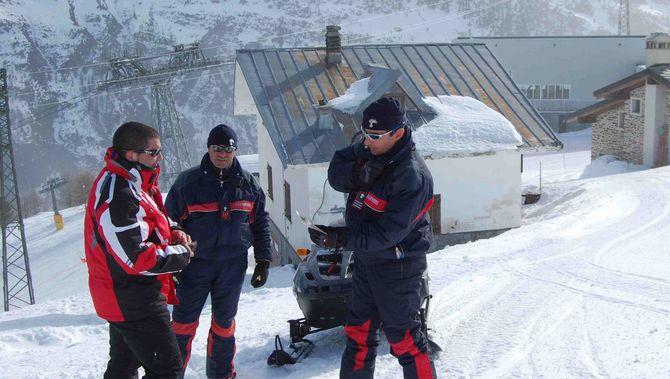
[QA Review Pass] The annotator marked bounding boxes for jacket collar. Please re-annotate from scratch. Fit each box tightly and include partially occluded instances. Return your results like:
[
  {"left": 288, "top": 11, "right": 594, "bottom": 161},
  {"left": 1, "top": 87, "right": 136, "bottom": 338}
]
[
  {"left": 379, "top": 127, "right": 415, "bottom": 166},
  {"left": 104, "top": 147, "right": 161, "bottom": 192},
  {"left": 200, "top": 153, "right": 242, "bottom": 179}
]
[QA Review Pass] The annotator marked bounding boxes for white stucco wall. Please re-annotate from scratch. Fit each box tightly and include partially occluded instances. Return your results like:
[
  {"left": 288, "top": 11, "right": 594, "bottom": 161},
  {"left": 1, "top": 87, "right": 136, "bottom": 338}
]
[
  {"left": 281, "top": 164, "right": 309, "bottom": 250},
  {"left": 255, "top": 117, "right": 286, "bottom": 252},
  {"left": 277, "top": 164, "right": 347, "bottom": 252},
  {"left": 233, "top": 63, "right": 256, "bottom": 116},
  {"left": 426, "top": 150, "right": 522, "bottom": 234}
]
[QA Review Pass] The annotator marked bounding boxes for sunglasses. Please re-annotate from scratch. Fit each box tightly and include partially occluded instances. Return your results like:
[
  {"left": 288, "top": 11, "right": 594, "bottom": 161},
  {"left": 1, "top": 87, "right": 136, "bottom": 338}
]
[
  {"left": 135, "top": 148, "right": 162, "bottom": 157},
  {"left": 210, "top": 145, "right": 237, "bottom": 153},
  {"left": 360, "top": 122, "right": 404, "bottom": 141}
]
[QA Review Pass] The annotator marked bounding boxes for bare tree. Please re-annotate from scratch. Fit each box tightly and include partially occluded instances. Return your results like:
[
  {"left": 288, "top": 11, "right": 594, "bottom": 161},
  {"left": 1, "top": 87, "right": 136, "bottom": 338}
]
[
  {"left": 21, "top": 191, "right": 45, "bottom": 218},
  {"left": 61, "top": 170, "right": 97, "bottom": 208}
]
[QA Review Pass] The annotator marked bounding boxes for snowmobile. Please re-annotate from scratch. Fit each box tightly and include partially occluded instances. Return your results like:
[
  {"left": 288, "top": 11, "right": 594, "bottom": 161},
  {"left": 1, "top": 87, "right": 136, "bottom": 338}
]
[{"left": 267, "top": 243, "right": 441, "bottom": 366}]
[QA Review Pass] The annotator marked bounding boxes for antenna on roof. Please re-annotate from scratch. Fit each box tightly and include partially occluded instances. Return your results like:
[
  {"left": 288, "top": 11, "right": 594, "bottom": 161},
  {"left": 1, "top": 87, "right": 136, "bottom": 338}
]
[{"left": 618, "top": 0, "right": 630, "bottom": 36}]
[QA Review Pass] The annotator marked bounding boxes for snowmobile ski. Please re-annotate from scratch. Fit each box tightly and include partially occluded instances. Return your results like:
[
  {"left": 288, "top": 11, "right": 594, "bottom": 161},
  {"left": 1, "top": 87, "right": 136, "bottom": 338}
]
[{"left": 267, "top": 335, "right": 313, "bottom": 366}]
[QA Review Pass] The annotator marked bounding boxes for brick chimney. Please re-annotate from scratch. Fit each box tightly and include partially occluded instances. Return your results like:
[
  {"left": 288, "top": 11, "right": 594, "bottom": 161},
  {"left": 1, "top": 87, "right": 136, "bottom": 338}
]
[
  {"left": 325, "top": 25, "right": 341, "bottom": 66},
  {"left": 645, "top": 32, "right": 670, "bottom": 66}
]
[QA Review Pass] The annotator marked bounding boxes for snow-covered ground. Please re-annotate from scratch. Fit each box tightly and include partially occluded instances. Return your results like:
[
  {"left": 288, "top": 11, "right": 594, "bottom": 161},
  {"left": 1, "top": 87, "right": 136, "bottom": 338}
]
[{"left": 2, "top": 129, "right": 669, "bottom": 378}]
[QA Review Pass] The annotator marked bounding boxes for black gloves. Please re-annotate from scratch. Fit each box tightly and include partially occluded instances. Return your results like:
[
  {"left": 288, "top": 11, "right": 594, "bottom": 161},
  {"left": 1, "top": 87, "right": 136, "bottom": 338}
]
[
  {"left": 356, "top": 158, "right": 387, "bottom": 189},
  {"left": 250, "top": 260, "right": 270, "bottom": 288},
  {"left": 308, "top": 225, "right": 348, "bottom": 249}
]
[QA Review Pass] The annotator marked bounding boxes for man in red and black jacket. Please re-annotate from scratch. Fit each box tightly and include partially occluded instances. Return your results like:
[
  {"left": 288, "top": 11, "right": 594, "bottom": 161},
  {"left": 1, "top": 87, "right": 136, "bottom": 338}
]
[
  {"left": 311, "top": 98, "right": 437, "bottom": 378},
  {"left": 85, "top": 121, "right": 193, "bottom": 379}
]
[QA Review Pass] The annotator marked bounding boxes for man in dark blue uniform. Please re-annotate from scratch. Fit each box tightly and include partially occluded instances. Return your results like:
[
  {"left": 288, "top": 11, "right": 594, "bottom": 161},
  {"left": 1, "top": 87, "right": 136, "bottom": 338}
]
[
  {"left": 311, "top": 97, "right": 436, "bottom": 379},
  {"left": 165, "top": 124, "right": 272, "bottom": 379}
]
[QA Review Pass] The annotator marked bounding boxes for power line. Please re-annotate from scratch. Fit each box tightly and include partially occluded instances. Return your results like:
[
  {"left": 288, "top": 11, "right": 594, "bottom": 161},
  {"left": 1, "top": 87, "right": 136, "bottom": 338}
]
[
  {"left": 9, "top": 0, "right": 514, "bottom": 126},
  {"left": 11, "top": 87, "right": 100, "bottom": 128},
  {"left": 12, "top": 60, "right": 234, "bottom": 101},
  {"left": 13, "top": 61, "right": 236, "bottom": 98},
  {"left": 16, "top": 0, "right": 468, "bottom": 77},
  {"left": 11, "top": 68, "right": 235, "bottom": 128}
]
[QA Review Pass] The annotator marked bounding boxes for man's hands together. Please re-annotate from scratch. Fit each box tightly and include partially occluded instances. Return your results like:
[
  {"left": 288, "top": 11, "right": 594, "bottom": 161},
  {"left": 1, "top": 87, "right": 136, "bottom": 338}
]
[
  {"left": 171, "top": 229, "right": 195, "bottom": 258},
  {"left": 356, "top": 158, "right": 387, "bottom": 188}
]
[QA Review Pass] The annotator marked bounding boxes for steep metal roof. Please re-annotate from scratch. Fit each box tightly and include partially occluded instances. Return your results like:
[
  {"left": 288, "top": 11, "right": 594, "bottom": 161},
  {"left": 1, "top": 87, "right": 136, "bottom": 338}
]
[{"left": 236, "top": 43, "right": 561, "bottom": 167}]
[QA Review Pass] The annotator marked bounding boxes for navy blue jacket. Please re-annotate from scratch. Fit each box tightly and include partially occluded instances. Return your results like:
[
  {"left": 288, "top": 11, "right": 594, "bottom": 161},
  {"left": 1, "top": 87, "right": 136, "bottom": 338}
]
[
  {"left": 165, "top": 154, "right": 272, "bottom": 262},
  {"left": 328, "top": 129, "right": 434, "bottom": 261}
]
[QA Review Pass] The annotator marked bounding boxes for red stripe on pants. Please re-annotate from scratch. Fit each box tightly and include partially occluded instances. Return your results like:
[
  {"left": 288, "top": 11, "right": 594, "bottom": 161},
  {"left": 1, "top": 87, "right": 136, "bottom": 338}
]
[
  {"left": 172, "top": 320, "right": 199, "bottom": 368},
  {"left": 344, "top": 320, "right": 372, "bottom": 371},
  {"left": 390, "top": 329, "right": 434, "bottom": 379},
  {"left": 208, "top": 318, "right": 235, "bottom": 356}
]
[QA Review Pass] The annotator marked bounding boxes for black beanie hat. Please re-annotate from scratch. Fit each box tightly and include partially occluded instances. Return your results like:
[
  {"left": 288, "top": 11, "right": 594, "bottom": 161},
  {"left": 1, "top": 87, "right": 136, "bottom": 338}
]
[
  {"left": 207, "top": 124, "right": 238, "bottom": 148},
  {"left": 361, "top": 97, "right": 406, "bottom": 131}
]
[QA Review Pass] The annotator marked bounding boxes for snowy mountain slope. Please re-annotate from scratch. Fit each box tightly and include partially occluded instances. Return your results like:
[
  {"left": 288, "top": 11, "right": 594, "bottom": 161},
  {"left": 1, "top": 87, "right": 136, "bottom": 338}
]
[
  {"left": 3, "top": 0, "right": 670, "bottom": 192},
  {"left": 1, "top": 132, "right": 669, "bottom": 378}
]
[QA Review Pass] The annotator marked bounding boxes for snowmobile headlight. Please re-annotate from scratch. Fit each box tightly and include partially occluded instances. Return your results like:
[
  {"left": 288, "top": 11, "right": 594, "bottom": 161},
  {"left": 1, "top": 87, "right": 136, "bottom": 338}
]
[{"left": 296, "top": 248, "right": 310, "bottom": 259}]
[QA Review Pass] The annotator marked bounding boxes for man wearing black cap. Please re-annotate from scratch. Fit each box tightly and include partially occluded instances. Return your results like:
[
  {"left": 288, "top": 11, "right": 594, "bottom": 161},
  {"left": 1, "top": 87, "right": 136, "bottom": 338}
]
[
  {"left": 165, "top": 124, "right": 272, "bottom": 379},
  {"left": 310, "top": 97, "right": 437, "bottom": 378}
]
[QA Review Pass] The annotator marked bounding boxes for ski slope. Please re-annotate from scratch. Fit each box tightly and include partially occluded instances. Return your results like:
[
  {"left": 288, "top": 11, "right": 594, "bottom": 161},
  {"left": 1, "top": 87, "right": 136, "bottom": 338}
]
[{"left": 1, "top": 130, "right": 669, "bottom": 378}]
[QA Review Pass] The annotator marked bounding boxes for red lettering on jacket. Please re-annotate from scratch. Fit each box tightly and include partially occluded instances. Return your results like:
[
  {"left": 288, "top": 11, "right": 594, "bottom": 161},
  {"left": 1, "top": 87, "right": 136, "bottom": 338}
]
[
  {"left": 364, "top": 193, "right": 388, "bottom": 212},
  {"left": 229, "top": 200, "right": 254, "bottom": 212}
]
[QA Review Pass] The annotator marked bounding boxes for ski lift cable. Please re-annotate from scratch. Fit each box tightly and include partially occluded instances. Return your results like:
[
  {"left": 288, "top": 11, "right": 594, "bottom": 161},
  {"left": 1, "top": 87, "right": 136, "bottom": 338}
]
[
  {"left": 11, "top": 68, "right": 235, "bottom": 127},
  {"left": 16, "top": 0, "right": 472, "bottom": 76},
  {"left": 13, "top": 61, "right": 236, "bottom": 98},
  {"left": 9, "top": 0, "right": 511, "bottom": 114},
  {"left": 12, "top": 86, "right": 101, "bottom": 128}
]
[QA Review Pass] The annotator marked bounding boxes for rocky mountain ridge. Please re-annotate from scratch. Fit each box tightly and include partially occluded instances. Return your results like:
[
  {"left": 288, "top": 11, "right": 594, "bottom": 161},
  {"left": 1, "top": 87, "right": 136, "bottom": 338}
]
[{"left": 1, "top": 0, "right": 669, "bottom": 191}]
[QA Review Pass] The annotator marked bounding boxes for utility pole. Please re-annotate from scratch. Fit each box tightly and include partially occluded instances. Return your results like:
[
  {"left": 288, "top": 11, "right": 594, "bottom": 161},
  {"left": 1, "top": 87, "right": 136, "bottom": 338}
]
[
  {"left": 39, "top": 177, "right": 66, "bottom": 231},
  {"left": 0, "top": 68, "right": 34, "bottom": 311},
  {"left": 618, "top": 0, "right": 630, "bottom": 36},
  {"left": 98, "top": 42, "right": 221, "bottom": 187}
]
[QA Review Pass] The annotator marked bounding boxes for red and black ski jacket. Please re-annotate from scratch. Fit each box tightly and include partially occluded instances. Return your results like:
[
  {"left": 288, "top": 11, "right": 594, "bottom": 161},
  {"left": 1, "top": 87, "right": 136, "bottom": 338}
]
[{"left": 85, "top": 148, "right": 191, "bottom": 322}]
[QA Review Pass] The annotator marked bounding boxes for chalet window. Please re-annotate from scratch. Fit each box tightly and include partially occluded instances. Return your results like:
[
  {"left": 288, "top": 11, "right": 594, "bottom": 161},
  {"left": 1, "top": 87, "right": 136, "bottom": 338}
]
[
  {"left": 284, "top": 181, "right": 291, "bottom": 222},
  {"left": 522, "top": 84, "right": 570, "bottom": 100},
  {"left": 524, "top": 86, "right": 534, "bottom": 99},
  {"left": 266, "top": 164, "right": 273, "bottom": 200},
  {"left": 659, "top": 42, "right": 668, "bottom": 49},
  {"left": 618, "top": 112, "right": 625, "bottom": 129},
  {"left": 561, "top": 85, "right": 570, "bottom": 99},
  {"left": 631, "top": 98, "right": 642, "bottom": 114},
  {"left": 647, "top": 41, "right": 656, "bottom": 49}
]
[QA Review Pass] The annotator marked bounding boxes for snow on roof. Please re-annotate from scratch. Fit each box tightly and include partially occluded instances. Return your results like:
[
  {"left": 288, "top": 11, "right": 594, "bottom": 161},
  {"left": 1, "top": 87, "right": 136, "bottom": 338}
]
[
  {"left": 328, "top": 77, "right": 371, "bottom": 115},
  {"left": 414, "top": 96, "right": 523, "bottom": 158}
]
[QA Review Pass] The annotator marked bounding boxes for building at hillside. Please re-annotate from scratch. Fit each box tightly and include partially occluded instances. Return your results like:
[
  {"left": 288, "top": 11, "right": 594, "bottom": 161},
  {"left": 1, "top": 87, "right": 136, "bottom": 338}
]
[
  {"left": 565, "top": 33, "right": 670, "bottom": 168},
  {"left": 234, "top": 26, "right": 562, "bottom": 264},
  {"left": 457, "top": 35, "right": 646, "bottom": 131}
]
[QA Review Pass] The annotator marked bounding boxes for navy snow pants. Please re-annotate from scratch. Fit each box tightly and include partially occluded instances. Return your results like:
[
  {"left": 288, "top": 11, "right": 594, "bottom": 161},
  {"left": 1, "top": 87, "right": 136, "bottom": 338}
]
[
  {"left": 171, "top": 255, "right": 247, "bottom": 379},
  {"left": 105, "top": 308, "right": 183, "bottom": 379},
  {"left": 340, "top": 254, "right": 436, "bottom": 379}
]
